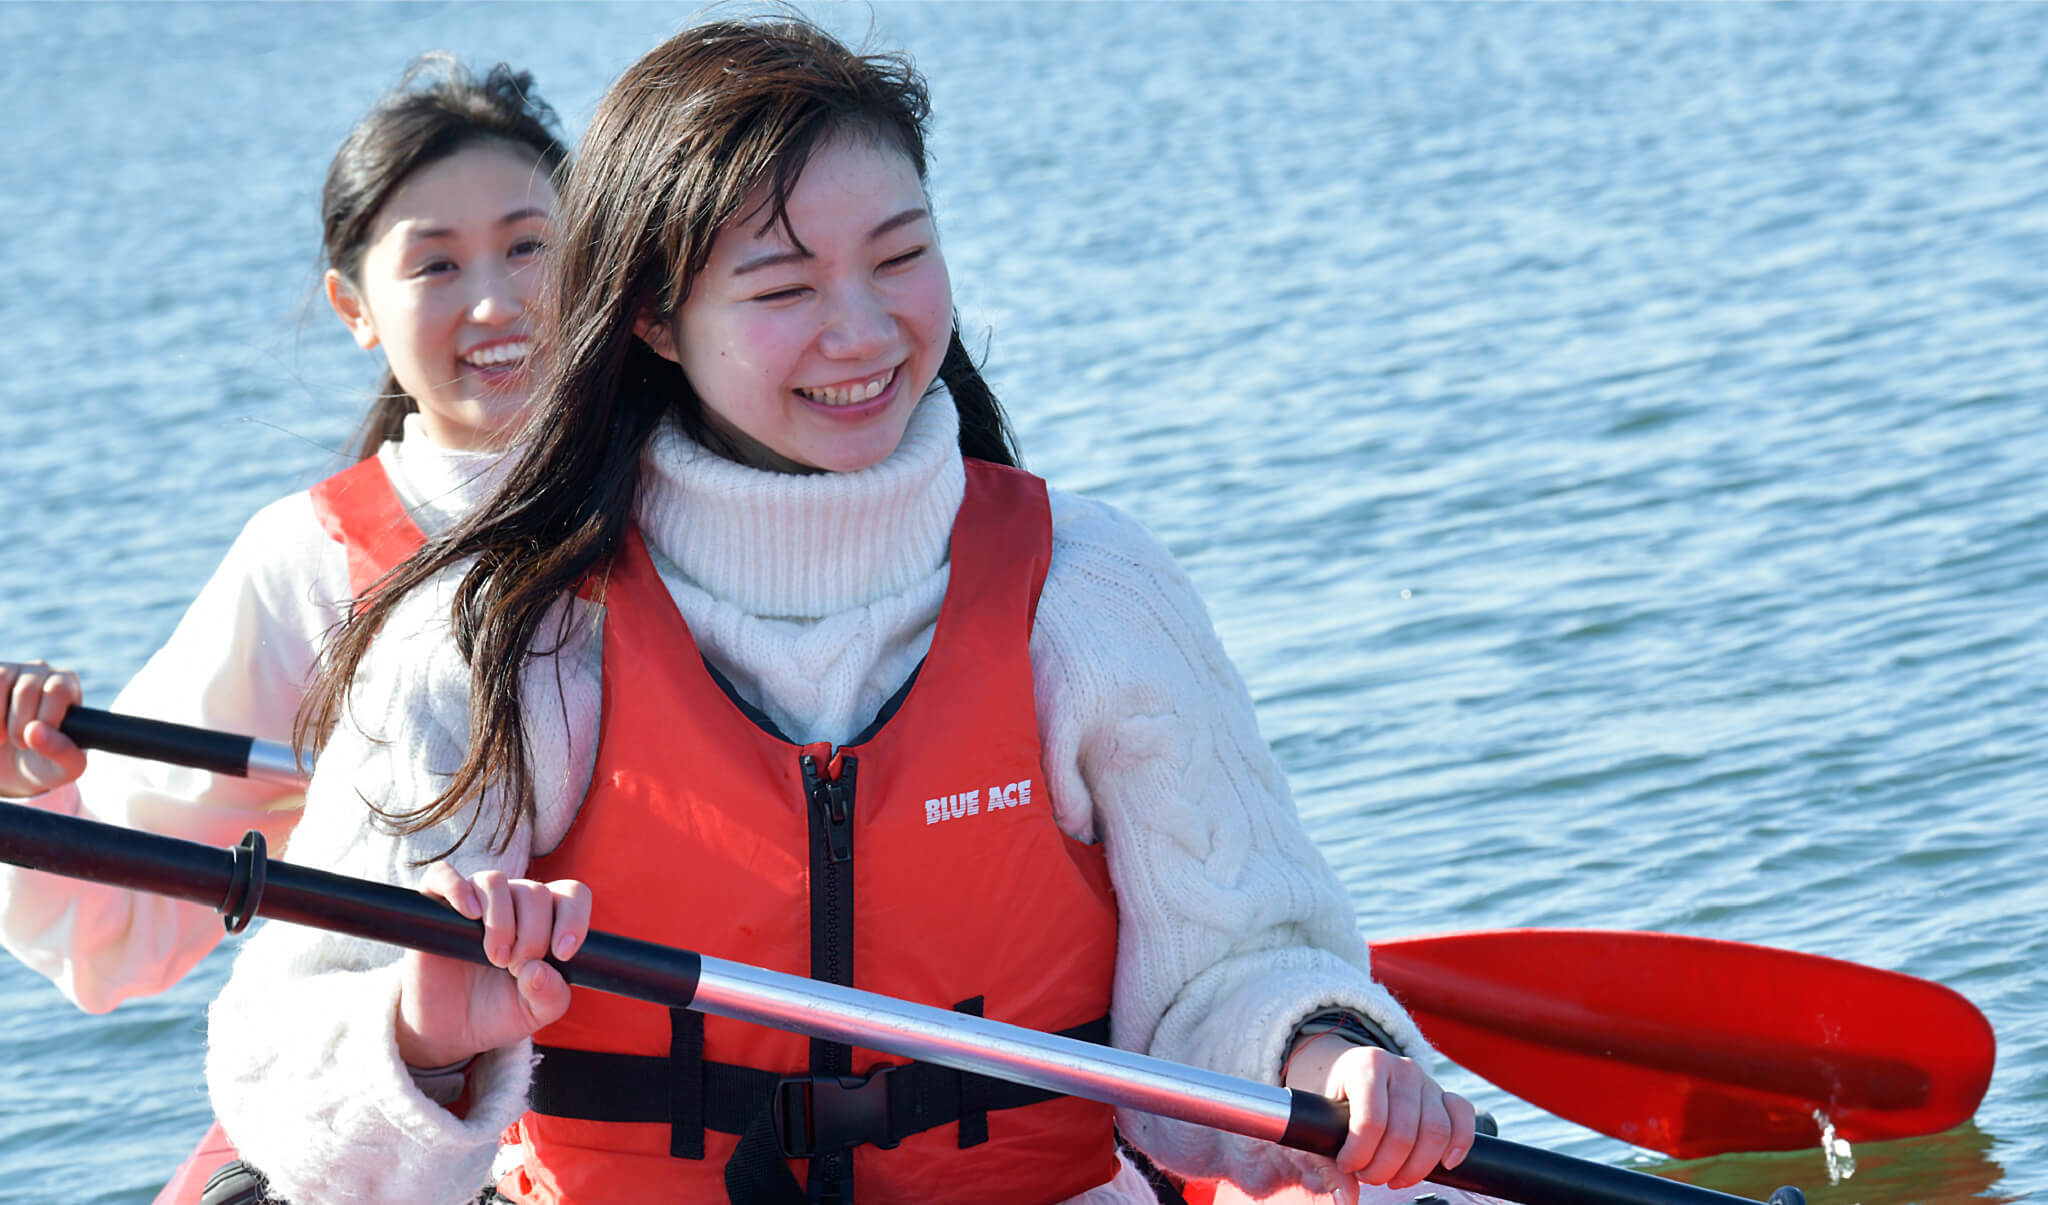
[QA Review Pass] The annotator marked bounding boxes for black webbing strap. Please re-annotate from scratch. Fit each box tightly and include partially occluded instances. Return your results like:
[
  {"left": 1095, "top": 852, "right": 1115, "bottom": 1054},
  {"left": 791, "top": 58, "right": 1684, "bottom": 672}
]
[
  {"left": 726, "top": 1105, "right": 806, "bottom": 1205},
  {"left": 530, "top": 1011, "right": 1112, "bottom": 1202},
  {"left": 671, "top": 1008, "right": 706, "bottom": 1158},
  {"left": 953, "top": 996, "right": 991, "bottom": 1148}
]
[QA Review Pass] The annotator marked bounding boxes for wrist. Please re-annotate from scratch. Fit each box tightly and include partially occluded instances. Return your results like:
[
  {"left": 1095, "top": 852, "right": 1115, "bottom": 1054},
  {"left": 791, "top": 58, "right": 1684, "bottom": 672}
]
[
  {"left": 396, "top": 1027, "right": 474, "bottom": 1070},
  {"left": 1281, "top": 1028, "right": 1363, "bottom": 1093},
  {"left": 1280, "top": 1007, "right": 1395, "bottom": 1089},
  {"left": 395, "top": 1002, "right": 477, "bottom": 1069}
]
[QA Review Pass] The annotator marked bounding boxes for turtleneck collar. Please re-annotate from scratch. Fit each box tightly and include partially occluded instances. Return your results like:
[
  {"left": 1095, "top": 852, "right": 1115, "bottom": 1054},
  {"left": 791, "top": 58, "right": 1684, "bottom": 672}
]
[
  {"left": 634, "top": 392, "right": 966, "bottom": 619},
  {"left": 378, "top": 412, "right": 515, "bottom": 536}
]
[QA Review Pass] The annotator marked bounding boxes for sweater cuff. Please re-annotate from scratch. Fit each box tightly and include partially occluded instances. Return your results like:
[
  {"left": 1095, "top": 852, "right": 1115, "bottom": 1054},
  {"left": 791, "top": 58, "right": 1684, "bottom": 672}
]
[
  {"left": 408, "top": 1056, "right": 478, "bottom": 1107},
  {"left": 1203, "top": 956, "right": 1438, "bottom": 1091},
  {"left": 211, "top": 963, "right": 532, "bottom": 1205}
]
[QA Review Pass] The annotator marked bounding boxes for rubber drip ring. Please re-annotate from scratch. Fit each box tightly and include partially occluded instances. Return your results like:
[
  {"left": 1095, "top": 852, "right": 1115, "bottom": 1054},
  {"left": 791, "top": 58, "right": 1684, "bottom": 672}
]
[{"left": 221, "top": 830, "right": 268, "bottom": 934}]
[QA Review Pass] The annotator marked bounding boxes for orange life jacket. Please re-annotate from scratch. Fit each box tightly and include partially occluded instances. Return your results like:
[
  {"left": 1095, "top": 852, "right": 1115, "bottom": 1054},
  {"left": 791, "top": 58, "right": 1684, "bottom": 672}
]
[
  {"left": 307, "top": 453, "right": 426, "bottom": 602},
  {"left": 502, "top": 459, "right": 1122, "bottom": 1205}
]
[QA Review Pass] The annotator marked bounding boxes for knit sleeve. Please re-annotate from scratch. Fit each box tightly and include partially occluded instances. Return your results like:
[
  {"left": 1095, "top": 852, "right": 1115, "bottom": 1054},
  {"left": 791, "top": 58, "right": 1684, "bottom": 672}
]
[
  {"left": 0, "top": 491, "right": 338, "bottom": 1012},
  {"left": 203, "top": 577, "right": 601, "bottom": 1205},
  {"left": 1031, "top": 489, "right": 1436, "bottom": 1196}
]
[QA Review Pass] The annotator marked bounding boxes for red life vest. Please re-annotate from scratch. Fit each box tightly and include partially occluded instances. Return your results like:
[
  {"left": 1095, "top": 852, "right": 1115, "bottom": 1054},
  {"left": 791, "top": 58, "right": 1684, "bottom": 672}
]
[
  {"left": 307, "top": 453, "right": 426, "bottom": 602},
  {"left": 503, "top": 459, "right": 1122, "bottom": 1205}
]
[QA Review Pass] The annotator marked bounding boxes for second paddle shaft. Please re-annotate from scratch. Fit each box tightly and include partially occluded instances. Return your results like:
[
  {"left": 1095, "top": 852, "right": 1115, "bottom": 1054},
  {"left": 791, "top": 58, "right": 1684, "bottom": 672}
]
[{"left": 57, "top": 706, "right": 306, "bottom": 788}]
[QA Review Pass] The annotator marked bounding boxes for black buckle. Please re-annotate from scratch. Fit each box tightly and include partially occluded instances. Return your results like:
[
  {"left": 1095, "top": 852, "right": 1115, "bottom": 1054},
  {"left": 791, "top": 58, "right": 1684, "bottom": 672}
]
[{"left": 772, "top": 1065, "right": 902, "bottom": 1159}]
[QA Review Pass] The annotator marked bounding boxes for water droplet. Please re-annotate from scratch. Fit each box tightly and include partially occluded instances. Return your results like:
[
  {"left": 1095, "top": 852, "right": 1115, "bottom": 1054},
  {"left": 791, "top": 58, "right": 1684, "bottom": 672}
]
[{"left": 1814, "top": 1109, "right": 1857, "bottom": 1184}]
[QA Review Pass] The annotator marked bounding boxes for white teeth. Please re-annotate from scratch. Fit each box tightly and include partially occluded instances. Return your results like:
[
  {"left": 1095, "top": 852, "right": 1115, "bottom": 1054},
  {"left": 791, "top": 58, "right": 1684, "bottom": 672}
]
[
  {"left": 462, "top": 340, "right": 529, "bottom": 369},
  {"left": 798, "top": 368, "right": 894, "bottom": 407}
]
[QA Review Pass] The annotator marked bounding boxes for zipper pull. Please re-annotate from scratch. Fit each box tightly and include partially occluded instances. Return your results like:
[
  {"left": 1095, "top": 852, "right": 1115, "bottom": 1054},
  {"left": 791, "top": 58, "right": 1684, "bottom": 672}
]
[{"left": 801, "top": 749, "right": 858, "bottom": 865}]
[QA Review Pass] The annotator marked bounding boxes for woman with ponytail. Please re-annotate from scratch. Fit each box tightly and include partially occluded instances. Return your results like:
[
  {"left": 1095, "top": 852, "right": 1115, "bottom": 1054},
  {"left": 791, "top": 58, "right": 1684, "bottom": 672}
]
[{"left": 0, "top": 54, "right": 567, "bottom": 1013}]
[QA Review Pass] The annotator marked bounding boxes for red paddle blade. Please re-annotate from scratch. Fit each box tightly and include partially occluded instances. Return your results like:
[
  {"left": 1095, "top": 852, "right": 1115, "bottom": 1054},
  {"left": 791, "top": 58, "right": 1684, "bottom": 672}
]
[{"left": 1369, "top": 929, "right": 1994, "bottom": 1158}]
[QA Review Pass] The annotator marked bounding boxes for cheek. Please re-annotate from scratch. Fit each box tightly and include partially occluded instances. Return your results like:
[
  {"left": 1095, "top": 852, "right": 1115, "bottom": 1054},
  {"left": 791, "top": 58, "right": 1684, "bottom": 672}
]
[
  {"left": 371, "top": 292, "right": 447, "bottom": 354},
  {"left": 685, "top": 310, "right": 786, "bottom": 400},
  {"left": 909, "top": 266, "right": 954, "bottom": 345},
  {"left": 510, "top": 262, "right": 547, "bottom": 309}
]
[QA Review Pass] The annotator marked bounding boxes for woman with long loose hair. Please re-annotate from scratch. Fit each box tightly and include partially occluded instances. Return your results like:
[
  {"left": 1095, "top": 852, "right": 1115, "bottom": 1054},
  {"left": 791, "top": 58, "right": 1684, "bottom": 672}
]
[{"left": 206, "top": 18, "right": 1477, "bottom": 1205}]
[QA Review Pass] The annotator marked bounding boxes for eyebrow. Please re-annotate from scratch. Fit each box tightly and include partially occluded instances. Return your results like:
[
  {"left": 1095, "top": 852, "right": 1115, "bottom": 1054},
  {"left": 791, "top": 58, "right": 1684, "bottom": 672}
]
[
  {"left": 731, "top": 207, "right": 930, "bottom": 276},
  {"left": 404, "top": 206, "right": 551, "bottom": 243}
]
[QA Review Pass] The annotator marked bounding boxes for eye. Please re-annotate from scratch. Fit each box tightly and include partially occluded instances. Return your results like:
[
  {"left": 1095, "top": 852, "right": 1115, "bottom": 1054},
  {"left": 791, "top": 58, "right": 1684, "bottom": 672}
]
[
  {"left": 879, "top": 246, "right": 926, "bottom": 271},
  {"left": 751, "top": 285, "right": 812, "bottom": 304},
  {"left": 511, "top": 236, "right": 546, "bottom": 259},
  {"left": 414, "top": 258, "right": 458, "bottom": 278}
]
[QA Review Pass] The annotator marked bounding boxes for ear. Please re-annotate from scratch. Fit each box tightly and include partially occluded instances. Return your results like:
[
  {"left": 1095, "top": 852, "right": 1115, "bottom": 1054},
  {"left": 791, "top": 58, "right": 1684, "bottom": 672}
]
[
  {"left": 634, "top": 310, "right": 682, "bottom": 365},
  {"left": 325, "top": 269, "right": 379, "bottom": 350}
]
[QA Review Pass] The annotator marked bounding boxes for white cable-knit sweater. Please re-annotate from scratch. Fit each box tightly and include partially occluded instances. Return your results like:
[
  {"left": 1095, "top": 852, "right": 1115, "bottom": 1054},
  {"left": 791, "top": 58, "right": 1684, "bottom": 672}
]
[
  {"left": 0, "top": 416, "right": 505, "bottom": 1013},
  {"left": 203, "top": 396, "right": 1436, "bottom": 1205}
]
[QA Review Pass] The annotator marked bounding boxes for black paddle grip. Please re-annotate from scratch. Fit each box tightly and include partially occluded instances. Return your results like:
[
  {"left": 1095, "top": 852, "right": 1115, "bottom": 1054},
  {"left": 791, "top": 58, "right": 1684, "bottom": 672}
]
[
  {"left": 58, "top": 706, "right": 254, "bottom": 778},
  {"left": 1430, "top": 1135, "right": 1793, "bottom": 1205},
  {"left": 0, "top": 803, "right": 704, "bottom": 1011}
]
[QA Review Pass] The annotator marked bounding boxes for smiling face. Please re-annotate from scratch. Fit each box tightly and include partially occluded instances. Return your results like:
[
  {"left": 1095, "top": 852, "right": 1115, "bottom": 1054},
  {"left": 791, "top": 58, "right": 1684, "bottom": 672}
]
[
  {"left": 326, "top": 140, "right": 557, "bottom": 450},
  {"left": 642, "top": 134, "right": 953, "bottom": 474}
]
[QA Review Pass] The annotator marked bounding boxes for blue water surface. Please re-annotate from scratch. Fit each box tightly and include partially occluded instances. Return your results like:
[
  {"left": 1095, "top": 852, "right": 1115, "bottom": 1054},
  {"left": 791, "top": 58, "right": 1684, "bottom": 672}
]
[{"left": 2, "top": 4, "right": 2043, "bottom": 1203}]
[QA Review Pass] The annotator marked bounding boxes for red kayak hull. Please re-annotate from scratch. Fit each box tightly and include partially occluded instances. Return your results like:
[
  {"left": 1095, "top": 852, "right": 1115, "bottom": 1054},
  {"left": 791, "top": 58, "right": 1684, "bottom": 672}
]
[{"left": 153, "top": 1121, "right": 238, "bottom": 1205}]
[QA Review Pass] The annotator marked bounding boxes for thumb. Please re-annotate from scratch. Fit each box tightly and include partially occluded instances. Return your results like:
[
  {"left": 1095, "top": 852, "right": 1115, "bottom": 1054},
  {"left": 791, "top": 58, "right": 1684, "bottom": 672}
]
[
  {"left": 24, "top": 720, "right": 86, "bottom": 776},
  {"left": 513, "top": 960, "right": 573, "bottom": 1031}
]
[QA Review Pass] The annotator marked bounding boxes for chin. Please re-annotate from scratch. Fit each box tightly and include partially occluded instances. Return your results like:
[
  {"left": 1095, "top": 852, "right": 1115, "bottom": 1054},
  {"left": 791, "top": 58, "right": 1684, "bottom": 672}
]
[
  {"left": 816, "top": 431, "right": 913, "bottom": 474},
  {"left": 802, "top": 451, "right": 889, "bottom": 475}
]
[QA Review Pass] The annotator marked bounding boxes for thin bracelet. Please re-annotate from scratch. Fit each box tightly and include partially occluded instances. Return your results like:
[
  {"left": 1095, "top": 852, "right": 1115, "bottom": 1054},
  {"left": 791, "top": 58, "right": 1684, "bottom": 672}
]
[
  {"left": 1279, "top": 1008, "right": 1396, "bottom": 1084},
  {"left": 1278, "top": 1020, "right": 1349, "bottom": 1085}
]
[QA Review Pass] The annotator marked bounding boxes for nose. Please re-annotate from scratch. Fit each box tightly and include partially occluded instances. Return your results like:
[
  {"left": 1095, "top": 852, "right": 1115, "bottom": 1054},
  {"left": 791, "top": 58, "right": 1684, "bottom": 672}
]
[
  {"left": 818, "top": 285, "right": 895, "bottom": 359},
  {"left": 470, "top": 265, "right": 526, "bottom": 326}
]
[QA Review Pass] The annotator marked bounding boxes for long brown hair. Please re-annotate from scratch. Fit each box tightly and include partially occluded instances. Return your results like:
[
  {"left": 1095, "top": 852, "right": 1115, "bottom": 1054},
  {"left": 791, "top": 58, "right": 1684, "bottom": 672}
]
[
  {"left": 324, "top": 55, "right": 571, "bottom": 461},
  {"left": 299, "top": 16, "right": 1020, "bottom": 856}
]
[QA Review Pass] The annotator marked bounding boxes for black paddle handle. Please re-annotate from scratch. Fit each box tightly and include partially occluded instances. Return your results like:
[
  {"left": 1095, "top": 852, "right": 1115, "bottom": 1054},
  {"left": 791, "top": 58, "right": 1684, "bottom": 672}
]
[
  {"left": 1434, "top": 1135, "right": 1803, "bottom": 1205},
  {"left": 0, "top": 802, "right": 1799, "bottom": 1205},
  {"left": 58, "top": 706, "right": 255, "bottom": 778},
  {"left": 0, "top": 800, "right": 702, "bottom": 1006}
]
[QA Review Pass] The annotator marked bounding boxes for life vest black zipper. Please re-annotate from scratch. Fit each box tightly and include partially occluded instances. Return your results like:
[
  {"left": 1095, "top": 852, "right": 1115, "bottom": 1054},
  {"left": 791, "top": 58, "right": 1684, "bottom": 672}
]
[{"left": 800, "top": 747, "right": 858, "bottom": 1203}]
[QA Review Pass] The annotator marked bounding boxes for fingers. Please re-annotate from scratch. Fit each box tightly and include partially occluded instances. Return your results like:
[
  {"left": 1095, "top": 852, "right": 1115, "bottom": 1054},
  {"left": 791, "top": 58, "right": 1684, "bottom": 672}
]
[
  {"left": 406, "top": 865, "right": 589, "bottom": 1050},
  {"left": 418, "top": 861, "right": 477, "bottom": 914},
  {"left": 1383, "top": 1085, "right": 1455, "bottom": 1189},
  {"left": 420, "top": 865, "right": 590, "bottom": 971},
  {"left": 509, "top": 879, "right": 589, "bottom": 1031},
  {"left": 471, "top": 871, "right": 517, "bottom": 965},
  {"left": 1342, "top": 1049, "right": 1417, "bottom": 1188},
  {"left": 1442, "top": 1091, "right": 1477, "bottom": 1168},
  {"left": 512, "top": 957, "right": 573, "bottom": 1030},
  {"left": 6, "top": 661, "right": 79, "bottom": 751},
  {"left": 546, "top": 879, "right": 592, "bottom": 962},
  {"left": 1, "top": 662, "right": 86, "bottom": 791},
  {"left": 1328, "top": 1046, "right": 1474, "bottom": 1193},
  {"left": 0, "top": 664, "right": 17, "bottom": 747},
  {"left": 23, "top": 669, "right": 84, "bottom": 775}
]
